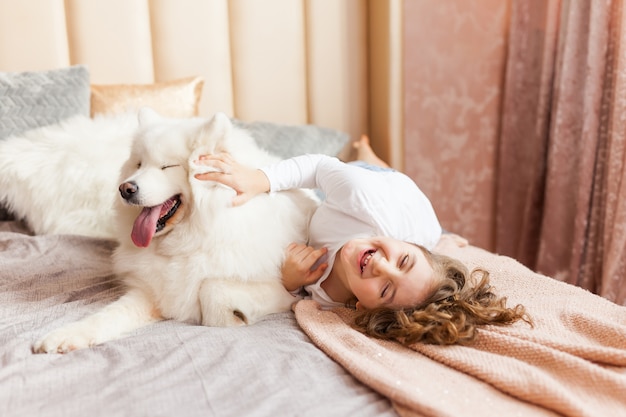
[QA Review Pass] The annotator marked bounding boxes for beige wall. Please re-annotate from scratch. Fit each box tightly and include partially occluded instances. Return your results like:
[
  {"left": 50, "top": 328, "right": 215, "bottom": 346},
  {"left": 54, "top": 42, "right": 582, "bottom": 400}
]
[
  {"left": 367, "top": 0, "right": 404, "bottom": 169},
  {"left": 401, "top": 0, "right": 511, "bottom": 251},
  {"left": 0, "top": 0, "right": 369, "bottom": 140}
]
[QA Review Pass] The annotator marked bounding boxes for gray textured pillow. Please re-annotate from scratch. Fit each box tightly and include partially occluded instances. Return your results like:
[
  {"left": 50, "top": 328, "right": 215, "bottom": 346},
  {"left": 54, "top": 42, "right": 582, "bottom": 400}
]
[
  {"left": 0, "top": 65, "right": 91, "bottom": 220},
  {"left": 0, "top": 65, "right": 90, "bottom": 140},
  {"left": 232, "top": 118, "right": 349, "bottom": 159}
]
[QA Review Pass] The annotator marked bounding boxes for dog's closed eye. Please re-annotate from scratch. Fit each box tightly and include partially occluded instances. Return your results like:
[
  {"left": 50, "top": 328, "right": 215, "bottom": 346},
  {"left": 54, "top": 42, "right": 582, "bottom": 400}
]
[{"left": 161, "top": 164, "right": 180, "bottom": 170}]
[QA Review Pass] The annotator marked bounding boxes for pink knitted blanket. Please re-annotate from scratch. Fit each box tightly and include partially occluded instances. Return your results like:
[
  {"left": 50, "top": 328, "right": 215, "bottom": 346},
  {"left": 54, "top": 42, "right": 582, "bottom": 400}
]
[{"left": 294, "top": 245, "right": 626, "bottom": 417}]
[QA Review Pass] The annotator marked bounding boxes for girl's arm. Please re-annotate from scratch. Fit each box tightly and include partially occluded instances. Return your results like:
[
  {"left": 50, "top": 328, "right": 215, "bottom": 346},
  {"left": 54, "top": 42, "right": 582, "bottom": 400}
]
[
  {"left": 194, "top": 153, "right": 334, "bottom": 206},
  {"left": 194, "top": 153, "right": 270, "bottom": 206},
  {"left": 259, "top": 154, "right": 331, "bottom": 192}
]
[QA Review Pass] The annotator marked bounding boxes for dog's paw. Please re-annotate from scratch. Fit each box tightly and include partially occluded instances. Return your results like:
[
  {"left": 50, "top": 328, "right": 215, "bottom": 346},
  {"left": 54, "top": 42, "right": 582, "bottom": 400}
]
[
  {"left": 33, "top": 324, "right": 96, "bottom": 354},
  {"left": 199, "top": 290, "right": 255, "bottom": 327},
  {"left": 199, "top": 280, "right": 248, "bottom": 327},
  {"left": 199, "top": 279, "right": 293, "bottom": 327},
  {"left": 201, "top": 307, "right": 249, "bottom": 327}
]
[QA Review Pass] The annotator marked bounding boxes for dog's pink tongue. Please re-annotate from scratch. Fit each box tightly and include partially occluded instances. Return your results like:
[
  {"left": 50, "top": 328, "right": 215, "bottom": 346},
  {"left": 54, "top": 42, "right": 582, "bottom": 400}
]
[{"left": 131, "top": 205, "right": 162, "bottom": 247}]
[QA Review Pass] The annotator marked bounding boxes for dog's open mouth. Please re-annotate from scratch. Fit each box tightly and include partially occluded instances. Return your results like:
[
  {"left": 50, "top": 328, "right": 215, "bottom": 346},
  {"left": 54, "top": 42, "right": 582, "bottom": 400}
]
[{"left": 131, "top": 195, "right": 182, "bottom": 248}]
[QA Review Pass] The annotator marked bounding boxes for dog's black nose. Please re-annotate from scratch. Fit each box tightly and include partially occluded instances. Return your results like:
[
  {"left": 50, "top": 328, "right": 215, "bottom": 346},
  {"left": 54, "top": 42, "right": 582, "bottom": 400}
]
[{"left": 119, "top": 181, "right": 138, "bottom": 200}]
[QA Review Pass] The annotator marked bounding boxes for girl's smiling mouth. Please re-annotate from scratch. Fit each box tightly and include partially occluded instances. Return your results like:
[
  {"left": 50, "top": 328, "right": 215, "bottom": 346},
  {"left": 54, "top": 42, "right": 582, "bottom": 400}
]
[{"left": 359, "top": 249, "right": 376, "bottom": 273}]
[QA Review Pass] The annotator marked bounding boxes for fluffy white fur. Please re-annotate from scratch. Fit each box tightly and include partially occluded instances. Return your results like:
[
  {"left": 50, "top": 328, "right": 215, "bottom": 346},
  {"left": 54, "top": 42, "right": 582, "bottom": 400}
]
[
  {"left": 33, "top": 109, "right": 319, "bottom": 353},
  {"left": 0, "top": 113, "right": 137, "bottom": 237}
]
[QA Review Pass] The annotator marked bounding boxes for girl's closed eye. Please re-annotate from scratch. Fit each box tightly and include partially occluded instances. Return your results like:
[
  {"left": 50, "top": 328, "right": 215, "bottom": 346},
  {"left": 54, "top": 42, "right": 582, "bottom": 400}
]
[
  {"left": 381, "top": 282, "right": 390, "bottom": 299},
  {"left": 399, "top": 254, "right": 409, "bottom": 268}
]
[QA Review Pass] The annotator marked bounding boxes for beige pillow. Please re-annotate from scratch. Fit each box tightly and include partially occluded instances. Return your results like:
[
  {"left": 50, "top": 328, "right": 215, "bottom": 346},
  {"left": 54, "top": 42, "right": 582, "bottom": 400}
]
[{"left": 90, "top": 76, "right": 204, "bottom": 118}]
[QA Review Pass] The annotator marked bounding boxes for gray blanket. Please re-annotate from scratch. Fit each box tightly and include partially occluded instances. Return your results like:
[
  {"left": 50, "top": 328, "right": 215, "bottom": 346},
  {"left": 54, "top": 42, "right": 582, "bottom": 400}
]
[{"left": 0, "top": 221, "right": 396, "bottom": 417}]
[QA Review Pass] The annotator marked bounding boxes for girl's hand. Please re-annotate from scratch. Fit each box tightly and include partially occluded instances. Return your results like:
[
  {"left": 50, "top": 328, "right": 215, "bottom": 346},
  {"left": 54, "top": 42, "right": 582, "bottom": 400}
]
[
  {"left": 194, "top": 153, "right": 270, "bottom": 206},
  {"left": 281, "top": 243, "right": 328, "bottom": 292}
]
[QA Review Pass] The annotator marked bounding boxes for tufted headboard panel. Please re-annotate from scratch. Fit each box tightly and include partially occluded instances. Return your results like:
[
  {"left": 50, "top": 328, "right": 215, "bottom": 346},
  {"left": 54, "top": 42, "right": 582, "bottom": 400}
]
[{"left": 0, "top": 0, "right": 376, "bottom": 141}]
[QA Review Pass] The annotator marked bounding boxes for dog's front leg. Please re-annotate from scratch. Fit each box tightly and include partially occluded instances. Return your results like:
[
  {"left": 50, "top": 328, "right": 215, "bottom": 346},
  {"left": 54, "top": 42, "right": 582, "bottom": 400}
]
[{"left": 33, "top": 288, "right": 161, "bottom": 354}]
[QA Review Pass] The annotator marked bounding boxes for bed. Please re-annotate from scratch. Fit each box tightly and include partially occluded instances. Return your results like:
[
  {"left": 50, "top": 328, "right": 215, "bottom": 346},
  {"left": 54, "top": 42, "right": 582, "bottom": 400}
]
[{"left": 1, "top": 2, "right": 625, "bottom": 417}]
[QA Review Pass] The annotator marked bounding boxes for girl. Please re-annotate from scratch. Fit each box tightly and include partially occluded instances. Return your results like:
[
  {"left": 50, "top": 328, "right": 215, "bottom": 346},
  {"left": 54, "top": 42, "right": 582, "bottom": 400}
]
[{"left": 195, "top": 136, "right": 530, "bottom": 345}]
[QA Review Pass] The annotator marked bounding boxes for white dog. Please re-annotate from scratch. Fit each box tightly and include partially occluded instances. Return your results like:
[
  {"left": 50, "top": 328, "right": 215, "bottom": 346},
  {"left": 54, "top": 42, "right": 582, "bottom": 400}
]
[{"left": 34, "top": 109, "right": 318, "bottom": 353}]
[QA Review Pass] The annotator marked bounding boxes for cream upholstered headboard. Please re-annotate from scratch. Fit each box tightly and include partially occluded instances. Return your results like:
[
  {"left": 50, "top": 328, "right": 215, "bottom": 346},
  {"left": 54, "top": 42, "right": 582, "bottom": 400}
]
[{"left": 0, "top": 0, "right": 397, "bottom": 148}]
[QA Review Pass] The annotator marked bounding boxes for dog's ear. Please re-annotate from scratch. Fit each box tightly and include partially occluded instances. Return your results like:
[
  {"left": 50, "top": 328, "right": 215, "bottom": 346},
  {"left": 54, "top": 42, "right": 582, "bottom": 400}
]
[
  {"left": 138, "top": 107, "right": 162, "bottom": 126},
  {"left": 194, "top": 112, "right": 232, "bottom": 148},
  {"left": 207, "top": 112, "right": 232, "bottom": 138}
]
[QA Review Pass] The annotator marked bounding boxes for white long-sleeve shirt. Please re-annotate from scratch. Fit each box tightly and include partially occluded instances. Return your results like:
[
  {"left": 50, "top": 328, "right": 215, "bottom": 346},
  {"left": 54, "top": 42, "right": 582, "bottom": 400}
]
[{"left": 261, "top": 154, "right": 442, "bottom": 308}]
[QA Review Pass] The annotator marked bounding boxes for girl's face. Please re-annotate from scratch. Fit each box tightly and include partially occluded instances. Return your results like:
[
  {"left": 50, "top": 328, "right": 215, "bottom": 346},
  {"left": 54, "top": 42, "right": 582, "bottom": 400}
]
[{"left": 337, "top": 236, "right": 435, "bottom": 310}]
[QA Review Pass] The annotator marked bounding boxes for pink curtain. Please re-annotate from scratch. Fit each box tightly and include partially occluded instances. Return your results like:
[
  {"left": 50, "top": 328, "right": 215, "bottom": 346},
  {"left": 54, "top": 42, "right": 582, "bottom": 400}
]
[{"left": 496, "top": 0, "right": 626, "bottom": 305}]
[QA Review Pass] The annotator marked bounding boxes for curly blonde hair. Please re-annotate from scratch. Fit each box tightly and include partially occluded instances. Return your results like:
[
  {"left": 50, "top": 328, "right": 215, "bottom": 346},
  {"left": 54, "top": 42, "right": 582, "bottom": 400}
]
[{"left": 352, "top": 246, "right": 532, "bottom": 345}]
